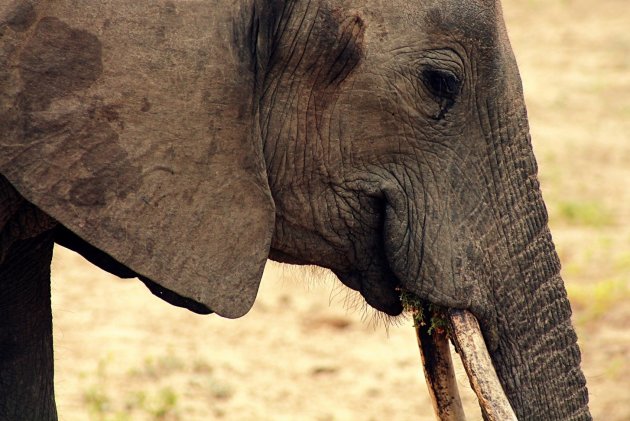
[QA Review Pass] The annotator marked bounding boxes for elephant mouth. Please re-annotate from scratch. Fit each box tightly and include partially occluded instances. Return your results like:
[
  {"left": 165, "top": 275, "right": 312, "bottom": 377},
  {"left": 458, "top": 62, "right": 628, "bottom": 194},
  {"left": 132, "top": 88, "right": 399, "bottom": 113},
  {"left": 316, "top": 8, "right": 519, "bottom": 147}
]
[
  {"left": 333, "top": 269, "right": 404, "bottom": 316},
  {"left": 413, "top": 305, "right": 517, "bottom": 420}
]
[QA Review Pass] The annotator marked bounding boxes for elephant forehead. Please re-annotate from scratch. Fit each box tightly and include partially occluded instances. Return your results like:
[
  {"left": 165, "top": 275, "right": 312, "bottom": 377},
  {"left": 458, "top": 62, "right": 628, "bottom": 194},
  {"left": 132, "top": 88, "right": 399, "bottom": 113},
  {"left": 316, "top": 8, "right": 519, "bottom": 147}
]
[
  {"left": 422, "top": 0, "right": 502, "bottom": 44},
  {"left": 353, "top": 0, "right": 502, "bottom": 51}
]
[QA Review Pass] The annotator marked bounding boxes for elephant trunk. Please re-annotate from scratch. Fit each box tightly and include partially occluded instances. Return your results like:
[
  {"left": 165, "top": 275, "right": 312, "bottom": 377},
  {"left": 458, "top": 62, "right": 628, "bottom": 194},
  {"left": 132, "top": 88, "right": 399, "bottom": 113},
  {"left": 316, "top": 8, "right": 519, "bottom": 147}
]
[
  {"left": 483, "top": 101, "right": 591, "bottom": 419},
  {"left": 490, "top": 230, "right": 590, "bottom": 420}
]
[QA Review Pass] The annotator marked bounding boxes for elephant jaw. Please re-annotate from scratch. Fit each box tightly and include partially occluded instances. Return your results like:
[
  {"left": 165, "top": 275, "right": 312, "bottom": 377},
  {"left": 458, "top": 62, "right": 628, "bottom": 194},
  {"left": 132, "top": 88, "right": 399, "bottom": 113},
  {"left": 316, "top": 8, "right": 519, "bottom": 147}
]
[{"left": 416, "top": 308, "right": 517, "bottom": 421}]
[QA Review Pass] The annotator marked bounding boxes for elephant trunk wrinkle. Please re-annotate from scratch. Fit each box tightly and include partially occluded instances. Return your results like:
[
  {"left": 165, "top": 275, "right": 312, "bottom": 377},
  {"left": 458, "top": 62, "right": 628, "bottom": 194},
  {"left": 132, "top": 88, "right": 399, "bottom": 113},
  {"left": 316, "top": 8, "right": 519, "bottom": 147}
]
[
  {"left": 489, "top": 202, "right": 590, "bottom": 419},
  {"left": 478, "top": 104, "right": 591, "bottom": 419}
]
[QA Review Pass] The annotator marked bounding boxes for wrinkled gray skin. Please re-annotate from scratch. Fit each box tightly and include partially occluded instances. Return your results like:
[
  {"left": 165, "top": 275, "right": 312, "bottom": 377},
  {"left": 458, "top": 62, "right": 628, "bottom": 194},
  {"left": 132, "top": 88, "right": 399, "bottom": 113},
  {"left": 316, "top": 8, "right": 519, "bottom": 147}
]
[{"left": 0, "top": 1, "right": 591, "bottom": 420}]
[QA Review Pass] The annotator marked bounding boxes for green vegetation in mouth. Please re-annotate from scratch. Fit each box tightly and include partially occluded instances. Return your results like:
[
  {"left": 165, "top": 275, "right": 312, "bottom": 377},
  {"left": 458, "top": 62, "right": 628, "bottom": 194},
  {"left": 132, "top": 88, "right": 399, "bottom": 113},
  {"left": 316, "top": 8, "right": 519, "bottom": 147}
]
[
  {"left": 400, "top": 290, "right": 425, "bottom": 327},
  {"left": 400, "top": 290, "right": 450, "bottom": 335}
]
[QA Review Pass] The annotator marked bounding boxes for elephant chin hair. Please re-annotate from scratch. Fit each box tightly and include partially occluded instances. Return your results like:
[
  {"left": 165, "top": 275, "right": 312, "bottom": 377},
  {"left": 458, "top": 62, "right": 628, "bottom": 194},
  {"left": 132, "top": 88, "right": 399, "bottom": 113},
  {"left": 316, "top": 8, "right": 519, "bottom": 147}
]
[{"left": 267, "top": 260, "right": 407, "bottom": 327}]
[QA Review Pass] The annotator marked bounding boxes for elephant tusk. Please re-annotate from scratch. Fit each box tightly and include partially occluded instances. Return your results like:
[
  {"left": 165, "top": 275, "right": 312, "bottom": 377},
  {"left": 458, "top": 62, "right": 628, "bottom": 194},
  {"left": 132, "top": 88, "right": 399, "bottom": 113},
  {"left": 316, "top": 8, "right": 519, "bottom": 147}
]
[
  {"left": 416, "top": 323, "right": 467, "bottom": 421},
  {"left": 406, "top": 293, "right": 516, "bottom": 420},
  {"left": 447, "top": 309, "right": 518, "bottom": 421}
]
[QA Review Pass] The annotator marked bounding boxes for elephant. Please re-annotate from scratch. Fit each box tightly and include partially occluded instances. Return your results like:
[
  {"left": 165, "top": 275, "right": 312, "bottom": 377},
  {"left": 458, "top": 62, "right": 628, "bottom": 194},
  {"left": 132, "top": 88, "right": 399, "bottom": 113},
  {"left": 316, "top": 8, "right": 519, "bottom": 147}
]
[{"left": 0, "top": 0, "right": 591, "bottom": 420}]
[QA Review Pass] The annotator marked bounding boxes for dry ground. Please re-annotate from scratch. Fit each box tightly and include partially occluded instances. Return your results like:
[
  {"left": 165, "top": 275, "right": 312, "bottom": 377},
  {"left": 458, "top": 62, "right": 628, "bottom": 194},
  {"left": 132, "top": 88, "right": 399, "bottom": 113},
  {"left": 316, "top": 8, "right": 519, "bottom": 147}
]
[{"left": 51, "top": 0, "right": 630, "bottom": 419}]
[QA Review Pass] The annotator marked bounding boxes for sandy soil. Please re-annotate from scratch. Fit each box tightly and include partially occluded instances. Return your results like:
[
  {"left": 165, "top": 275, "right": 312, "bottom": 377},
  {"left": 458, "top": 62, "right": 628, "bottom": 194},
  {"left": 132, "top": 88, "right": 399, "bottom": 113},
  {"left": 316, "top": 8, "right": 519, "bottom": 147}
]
[{"left": 51, "top": 0, "right": 630, "bottom": 419}]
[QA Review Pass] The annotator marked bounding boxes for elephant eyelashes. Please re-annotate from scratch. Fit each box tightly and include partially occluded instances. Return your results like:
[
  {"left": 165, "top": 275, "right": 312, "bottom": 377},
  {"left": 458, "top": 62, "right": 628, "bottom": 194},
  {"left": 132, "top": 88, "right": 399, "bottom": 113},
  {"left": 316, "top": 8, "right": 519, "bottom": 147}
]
[{"left": 420, "top": 68, "right": 462, "bottom": 119}]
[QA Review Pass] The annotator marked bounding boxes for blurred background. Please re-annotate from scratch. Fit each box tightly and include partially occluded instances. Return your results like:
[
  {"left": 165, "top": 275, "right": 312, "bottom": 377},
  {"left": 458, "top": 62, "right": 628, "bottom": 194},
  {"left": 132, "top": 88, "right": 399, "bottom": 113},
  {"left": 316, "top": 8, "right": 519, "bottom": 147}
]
[{"left": 51, "top": 0, "right": 629, "bottom": 419}]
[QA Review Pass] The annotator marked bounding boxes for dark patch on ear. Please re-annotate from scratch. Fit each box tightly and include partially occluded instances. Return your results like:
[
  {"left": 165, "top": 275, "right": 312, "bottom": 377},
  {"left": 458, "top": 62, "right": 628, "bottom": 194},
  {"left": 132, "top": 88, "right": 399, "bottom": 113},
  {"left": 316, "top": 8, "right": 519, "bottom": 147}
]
[
  {"left": 19, "top": 17, "right": 103, "bottom": 111},
  {"left": 17, "top": 100, "right": 142, "bottom": 209},
  {"left": 99, "top": 104, "right": 120, "bottom": 123},
  {"left": 140, "top": 97, "right": 151, "bottom": 112},
  {"left": 69, "top": 177, "right": 109, "bottom": 207},
  {"left": 65, "top": 120, "right": 140, "bottom": 208},
  {"left": 4, "top": 1, "right": 37, "bottom": 32},
  {"left": 15, "top": 16, "right": 139, "bottom": 210},
  {"left": 163, "top": 1, "right": 177, "bottom": 16}
]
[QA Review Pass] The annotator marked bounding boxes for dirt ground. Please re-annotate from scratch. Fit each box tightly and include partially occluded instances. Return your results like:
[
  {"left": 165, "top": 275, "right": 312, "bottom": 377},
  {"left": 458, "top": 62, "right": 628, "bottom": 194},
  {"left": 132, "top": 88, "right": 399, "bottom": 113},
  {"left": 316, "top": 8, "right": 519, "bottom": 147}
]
[{"left": 51, "top": 0, "right": 630, "bottom": 420}]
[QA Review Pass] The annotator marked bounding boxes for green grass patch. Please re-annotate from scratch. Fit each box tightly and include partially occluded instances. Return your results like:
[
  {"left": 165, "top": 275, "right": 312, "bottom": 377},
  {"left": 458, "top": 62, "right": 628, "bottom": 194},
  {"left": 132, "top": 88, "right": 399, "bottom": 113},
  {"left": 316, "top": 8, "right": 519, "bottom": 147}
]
[
  {"left": 128, "top": 352, "right": 185, "bottom": 379},
  {"left": 81, "top": 353, "right": 186, "bottom": 420},
  {"left": 555, "top": 201, "right": 614, "bottom": 227},
  {"left": 147, "top": 387, "right": 179, "bottom": 419},
  {"left": 614, "top": 251, "right": 630, "bottom": 272},
  {"left": 567, "top": 278, "right": 630, "bottom": 324},
  {"left": 605, "top": 357, "right": 626, "bottom": 381},
  {"left": 84, "top": 385, "right": 111, "bottom": 416},
  {"left": 208, "top": 380, "right": 234, "bottom": 401}
]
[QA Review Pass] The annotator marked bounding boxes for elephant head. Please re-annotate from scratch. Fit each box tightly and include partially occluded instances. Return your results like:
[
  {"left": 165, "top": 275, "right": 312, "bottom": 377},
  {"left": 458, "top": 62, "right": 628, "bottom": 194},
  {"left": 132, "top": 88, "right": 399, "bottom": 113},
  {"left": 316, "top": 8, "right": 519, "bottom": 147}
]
[{"left": 0, "top": 0, "right": 590, "bottom": 419}]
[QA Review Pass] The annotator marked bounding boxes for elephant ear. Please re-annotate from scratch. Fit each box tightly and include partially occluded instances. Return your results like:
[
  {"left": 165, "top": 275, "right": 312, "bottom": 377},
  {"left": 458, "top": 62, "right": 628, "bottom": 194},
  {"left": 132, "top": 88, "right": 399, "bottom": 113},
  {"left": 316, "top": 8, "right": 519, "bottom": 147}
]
[{"left": 0, "top": 1, "right": 274, "bottom": 317}]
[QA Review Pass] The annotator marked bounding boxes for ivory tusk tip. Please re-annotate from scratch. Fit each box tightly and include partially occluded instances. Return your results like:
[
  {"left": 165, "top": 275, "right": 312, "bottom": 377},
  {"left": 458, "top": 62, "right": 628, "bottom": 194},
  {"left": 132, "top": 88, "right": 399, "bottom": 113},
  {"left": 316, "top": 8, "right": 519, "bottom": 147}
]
[{"left": 448, "top": 310, "right": 518, "bottom": 421}]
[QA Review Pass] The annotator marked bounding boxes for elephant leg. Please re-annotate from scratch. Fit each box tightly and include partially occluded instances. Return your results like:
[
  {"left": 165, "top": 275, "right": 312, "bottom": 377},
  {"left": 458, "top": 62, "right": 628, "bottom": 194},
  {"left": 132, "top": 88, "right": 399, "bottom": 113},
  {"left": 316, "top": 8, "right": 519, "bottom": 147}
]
[{"left": 0, "top": 231, "right": 57, "bottom": 421}]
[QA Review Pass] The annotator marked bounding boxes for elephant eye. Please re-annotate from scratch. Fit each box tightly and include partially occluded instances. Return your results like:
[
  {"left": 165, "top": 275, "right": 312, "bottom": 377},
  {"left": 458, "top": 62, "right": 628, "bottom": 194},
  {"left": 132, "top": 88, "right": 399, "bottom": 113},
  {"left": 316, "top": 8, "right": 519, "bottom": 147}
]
[
  {"left": 420, "top": 68, "right": 461, "bottom": 101},
  {"left": 420, "top": 68, "right": 461, "bottom": 119}
]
